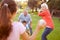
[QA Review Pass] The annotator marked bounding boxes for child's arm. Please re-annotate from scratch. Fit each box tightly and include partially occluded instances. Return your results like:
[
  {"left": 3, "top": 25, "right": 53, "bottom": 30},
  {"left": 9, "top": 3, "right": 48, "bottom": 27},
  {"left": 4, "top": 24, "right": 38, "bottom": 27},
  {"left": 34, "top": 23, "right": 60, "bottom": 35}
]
[
  {"left": 38, "top": 10, "right": 46, "bottom": 16},
  {"left": 21, "top": 21, "right": 46, "bottom": 40}
]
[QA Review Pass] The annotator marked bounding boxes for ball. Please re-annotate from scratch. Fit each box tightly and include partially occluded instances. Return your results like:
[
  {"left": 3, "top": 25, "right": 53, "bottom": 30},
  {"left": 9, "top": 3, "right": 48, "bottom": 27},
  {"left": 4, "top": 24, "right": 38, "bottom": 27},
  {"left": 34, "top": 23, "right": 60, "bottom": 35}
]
[{"left": 39, "top": 19, "right": 46, "bottom": 26}]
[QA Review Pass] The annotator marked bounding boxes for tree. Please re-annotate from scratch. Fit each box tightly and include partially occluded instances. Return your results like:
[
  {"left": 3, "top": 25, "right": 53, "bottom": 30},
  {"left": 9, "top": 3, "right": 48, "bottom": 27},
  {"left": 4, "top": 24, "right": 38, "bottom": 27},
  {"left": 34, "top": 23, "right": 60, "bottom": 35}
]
[
  {"left": 0, "top": 0, "right": 2, "bottom": 8},
  {"left": 28, "top": 0, "right": 34, "bottom": 12},
  {"left": 48, "top": 0, "right": 60, "bottom": 12},
  {"left": 28, "top": 0, "right": 41, "bottom": 12},
  {"left": 48, "top": 0, "right": 60, "bottom": 17},
  {"left": 0, "top": 0, "right": 2, "bottom": 2}
]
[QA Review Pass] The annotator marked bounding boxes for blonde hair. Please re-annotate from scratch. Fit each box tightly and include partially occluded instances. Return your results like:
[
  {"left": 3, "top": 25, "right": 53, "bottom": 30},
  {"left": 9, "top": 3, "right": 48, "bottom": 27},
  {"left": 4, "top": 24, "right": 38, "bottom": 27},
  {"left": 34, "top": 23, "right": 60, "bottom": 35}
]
[{"left": 41, "top": 3, "right": 48, "bottom": 9}]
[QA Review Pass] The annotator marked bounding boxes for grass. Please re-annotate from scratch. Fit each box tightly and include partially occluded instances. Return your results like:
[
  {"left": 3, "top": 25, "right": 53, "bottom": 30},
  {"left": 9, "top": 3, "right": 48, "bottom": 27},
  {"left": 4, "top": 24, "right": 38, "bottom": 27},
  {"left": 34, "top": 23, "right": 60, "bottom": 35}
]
[{"left": 13, "top": 12, "right": 60, "bottom": 40}]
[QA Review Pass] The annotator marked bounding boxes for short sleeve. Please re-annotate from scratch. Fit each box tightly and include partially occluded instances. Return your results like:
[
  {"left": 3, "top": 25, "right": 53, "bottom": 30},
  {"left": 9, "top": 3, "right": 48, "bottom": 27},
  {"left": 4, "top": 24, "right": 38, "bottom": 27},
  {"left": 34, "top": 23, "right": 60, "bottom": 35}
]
[
  {"left": 29, "top": 14, "right": 32, "bottom": 21},
  {"left": 18, "top": 13, "right": 23, "bottom": 21},
  {"left": 18, "top": 22, "right": 26, "bottom": 34}
]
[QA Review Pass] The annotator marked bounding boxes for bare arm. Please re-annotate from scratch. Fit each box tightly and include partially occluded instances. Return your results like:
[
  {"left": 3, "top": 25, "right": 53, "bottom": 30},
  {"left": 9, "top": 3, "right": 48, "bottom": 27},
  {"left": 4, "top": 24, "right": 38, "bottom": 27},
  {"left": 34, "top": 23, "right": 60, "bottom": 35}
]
[
  {"left": 21, "top": 32, "right": 29, "bottom": 40},
  {"left": 21, "top": 26, "right": 39, "bottom": 40},
  {"left": 21, "top": 22, "right": 45, "bottom": 40}
]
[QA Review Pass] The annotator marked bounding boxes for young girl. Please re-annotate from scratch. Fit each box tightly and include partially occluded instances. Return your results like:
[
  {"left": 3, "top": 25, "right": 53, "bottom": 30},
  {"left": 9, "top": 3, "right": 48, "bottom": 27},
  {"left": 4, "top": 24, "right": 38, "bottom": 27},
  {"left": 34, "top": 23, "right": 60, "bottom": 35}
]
[
  {"left": 38, "top": 2, "right": 54, "bottom": 40},
  {"left": 0, "top": 0, "right": 45, "bottom": 40}
]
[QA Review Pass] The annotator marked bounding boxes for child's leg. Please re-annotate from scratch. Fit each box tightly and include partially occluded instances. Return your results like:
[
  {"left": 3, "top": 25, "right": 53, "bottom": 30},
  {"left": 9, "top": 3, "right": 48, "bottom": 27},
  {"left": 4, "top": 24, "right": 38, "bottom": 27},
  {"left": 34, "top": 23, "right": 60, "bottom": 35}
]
[{"left": 42, "top": 27, "right": 53, "bottom": 40}]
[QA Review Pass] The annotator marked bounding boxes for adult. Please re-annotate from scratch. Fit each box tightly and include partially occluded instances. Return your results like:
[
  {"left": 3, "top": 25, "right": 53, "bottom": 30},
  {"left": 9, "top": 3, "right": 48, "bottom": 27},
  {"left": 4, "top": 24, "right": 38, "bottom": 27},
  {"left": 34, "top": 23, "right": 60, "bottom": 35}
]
[
  {"left": 38, "top": 0, "right": 54, "bottom": 40},
  {"left": 18, "top": 10, "right": 32, "bottom": 35}
]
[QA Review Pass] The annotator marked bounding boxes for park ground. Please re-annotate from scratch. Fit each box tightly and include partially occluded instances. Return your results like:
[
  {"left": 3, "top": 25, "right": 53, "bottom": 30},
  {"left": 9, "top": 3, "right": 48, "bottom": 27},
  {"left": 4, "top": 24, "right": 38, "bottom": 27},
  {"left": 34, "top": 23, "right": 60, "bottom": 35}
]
[{"left": 13, "top": 11, "right": 60, "bottom": 40}]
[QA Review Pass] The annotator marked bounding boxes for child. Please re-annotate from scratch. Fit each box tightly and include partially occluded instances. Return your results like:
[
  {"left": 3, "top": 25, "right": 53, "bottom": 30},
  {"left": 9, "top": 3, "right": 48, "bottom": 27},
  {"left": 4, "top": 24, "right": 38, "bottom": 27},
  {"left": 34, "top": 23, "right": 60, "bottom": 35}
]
[
  {"left": 18, "top": 10, "right": 33, "bottom": 35},
  {"left": 22, "top": 21, "right": 30, "bottom": 35},
  {"left": 0, "top": 0, "right": 45, "bottom": 40},
  {"left": 38, "top": 2, "right": 54, "bottom": 40},
  {"left": 22, "top": 21, "right": 27, "bottom": 27}
]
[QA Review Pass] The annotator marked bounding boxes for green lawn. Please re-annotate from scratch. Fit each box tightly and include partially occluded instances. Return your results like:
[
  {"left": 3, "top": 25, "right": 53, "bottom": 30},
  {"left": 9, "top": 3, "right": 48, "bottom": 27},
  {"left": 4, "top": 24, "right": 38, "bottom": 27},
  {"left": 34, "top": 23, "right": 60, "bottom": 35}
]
[{"left": 13, "top": 13, "right": 60, "bottom": 40}]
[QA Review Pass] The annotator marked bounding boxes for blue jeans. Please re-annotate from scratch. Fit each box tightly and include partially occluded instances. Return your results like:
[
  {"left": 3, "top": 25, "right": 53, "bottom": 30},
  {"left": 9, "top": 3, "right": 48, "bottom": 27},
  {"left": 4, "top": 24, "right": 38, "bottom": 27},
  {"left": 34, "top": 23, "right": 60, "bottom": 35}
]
[
  {"left": 26, "top": 24, "right": 33, "bottom": 35},
  {"left": 42, "top": 27, "right": 53, "bottom": 40}
]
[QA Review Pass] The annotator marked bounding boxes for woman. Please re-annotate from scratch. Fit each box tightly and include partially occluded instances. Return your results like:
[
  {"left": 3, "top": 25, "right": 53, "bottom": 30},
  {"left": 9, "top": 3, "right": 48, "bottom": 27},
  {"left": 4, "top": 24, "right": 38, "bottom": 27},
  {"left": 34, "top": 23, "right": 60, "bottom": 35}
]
[
  {"left": 0, "top": 0, "right": 45, "bottom": 40},
  {"left": 38, "top": 1, "right": 54, "bottom": 40}
]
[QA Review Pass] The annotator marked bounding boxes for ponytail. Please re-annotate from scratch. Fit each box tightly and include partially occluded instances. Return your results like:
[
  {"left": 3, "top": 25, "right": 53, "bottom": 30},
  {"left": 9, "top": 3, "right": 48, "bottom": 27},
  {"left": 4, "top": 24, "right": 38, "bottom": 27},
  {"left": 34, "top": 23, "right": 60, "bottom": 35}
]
[{"left": 0, "top": 3, "right": 12, "bottom": 40}]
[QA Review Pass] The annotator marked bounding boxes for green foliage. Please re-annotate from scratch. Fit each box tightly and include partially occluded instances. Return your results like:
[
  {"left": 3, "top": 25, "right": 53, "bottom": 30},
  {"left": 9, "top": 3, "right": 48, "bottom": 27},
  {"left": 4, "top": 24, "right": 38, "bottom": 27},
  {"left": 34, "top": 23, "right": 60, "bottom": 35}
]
[
  {"left": 0, "top": 0, "right": 2, "bottom": 2},
  {"left": 48, "top": 0, "right": 60, "bottom": 10}
]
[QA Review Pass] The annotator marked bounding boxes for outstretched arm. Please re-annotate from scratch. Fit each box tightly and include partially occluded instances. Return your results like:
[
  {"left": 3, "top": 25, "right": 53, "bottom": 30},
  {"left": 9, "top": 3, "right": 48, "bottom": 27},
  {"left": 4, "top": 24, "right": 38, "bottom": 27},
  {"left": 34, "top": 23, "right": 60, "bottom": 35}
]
[{"left": 21, "top": 22, "right": 46, "bottom": 40}]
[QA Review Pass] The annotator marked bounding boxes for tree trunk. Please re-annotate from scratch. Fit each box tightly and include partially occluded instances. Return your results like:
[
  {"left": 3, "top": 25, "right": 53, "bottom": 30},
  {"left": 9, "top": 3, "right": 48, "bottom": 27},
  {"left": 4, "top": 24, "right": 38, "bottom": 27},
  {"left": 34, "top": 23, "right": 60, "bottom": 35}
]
[
  {"left": 32, "top": 9, "right": 34, "bottom": 13},
  {"left": 35, "top": 7, "right": 38, "bottom": 12}
]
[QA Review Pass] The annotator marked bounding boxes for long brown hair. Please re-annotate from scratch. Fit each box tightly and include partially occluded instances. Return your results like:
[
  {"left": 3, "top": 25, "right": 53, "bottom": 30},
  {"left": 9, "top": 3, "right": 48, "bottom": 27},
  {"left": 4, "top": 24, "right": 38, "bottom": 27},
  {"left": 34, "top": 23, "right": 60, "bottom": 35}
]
[{"left": 0, "top": 0, "right": 17, "bottom": 40}]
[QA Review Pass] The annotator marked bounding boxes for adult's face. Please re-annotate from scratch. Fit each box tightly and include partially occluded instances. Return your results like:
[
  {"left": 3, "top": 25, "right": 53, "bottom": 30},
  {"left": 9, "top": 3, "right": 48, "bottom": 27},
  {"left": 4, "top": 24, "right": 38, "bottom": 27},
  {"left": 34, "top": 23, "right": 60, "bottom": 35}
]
[
  {"left": 41, "top": 6, "right": 47, "bottom": 10},
  {"left": 24, "top": 11, "right": 28, "bottom": 16}
]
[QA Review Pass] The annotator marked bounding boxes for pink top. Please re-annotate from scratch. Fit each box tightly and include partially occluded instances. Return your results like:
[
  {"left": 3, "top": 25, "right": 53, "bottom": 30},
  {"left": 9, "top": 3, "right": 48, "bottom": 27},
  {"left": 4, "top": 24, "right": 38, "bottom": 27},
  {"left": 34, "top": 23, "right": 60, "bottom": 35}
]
[
  {"left": 38, "top": 9, "right": 54, "bottom": 29},
  {"left": 7, "top": 22, "right": 26, "bottom": 40}
]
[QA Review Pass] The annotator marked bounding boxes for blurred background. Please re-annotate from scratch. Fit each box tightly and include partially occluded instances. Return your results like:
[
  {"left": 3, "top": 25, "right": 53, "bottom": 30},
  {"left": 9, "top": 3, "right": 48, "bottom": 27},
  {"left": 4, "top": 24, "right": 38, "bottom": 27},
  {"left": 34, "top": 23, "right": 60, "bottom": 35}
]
[{"left": 0, "top": 0, "right": 60, "bottom": 40}]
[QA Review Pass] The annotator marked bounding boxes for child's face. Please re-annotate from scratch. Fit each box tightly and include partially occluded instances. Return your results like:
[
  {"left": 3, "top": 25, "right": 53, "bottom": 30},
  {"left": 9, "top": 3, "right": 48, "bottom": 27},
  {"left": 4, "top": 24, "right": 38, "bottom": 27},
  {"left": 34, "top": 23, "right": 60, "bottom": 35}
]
[{"left": 23, "top": 23, "right": 26, "bottom": 27}]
